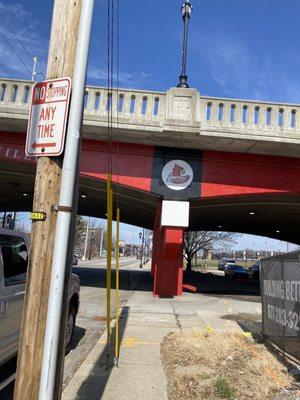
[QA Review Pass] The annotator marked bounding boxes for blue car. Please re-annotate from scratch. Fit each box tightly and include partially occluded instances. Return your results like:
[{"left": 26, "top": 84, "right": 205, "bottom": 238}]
[
  {"left": 248, "top": 261, "right": 260, "bottom": 280},
  {"left": 224, "top": 265, "right": 249, "bottom": 279}
]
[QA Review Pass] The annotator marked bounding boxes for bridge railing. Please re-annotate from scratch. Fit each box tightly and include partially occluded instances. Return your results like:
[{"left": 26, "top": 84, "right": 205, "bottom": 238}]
[
  {"left": 0, "top": 78, "right": 300, "bottom": 133},
  {"left": 83, "top": 85, "right": 166, "bottom": 122},
  {"left": 0, "top": 79, "right": 32, "bottom": 105},
  {"left": 200, "top": 96, "right": 300, "bottom": 132},
  {"left": 0, "top": 79, "right": 166, "bottom": 123}
]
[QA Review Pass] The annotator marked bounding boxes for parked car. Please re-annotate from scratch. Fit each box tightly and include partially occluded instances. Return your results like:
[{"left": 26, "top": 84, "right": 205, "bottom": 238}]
[
  {"left": 218, "top": 258, "right": 236, "bottom": 271},
  {"left": 225, "top": 264, "right": 249, "bottom": 279},
  {"left": 0, "top": 228, "right": 80, "bottom": 372},
  {"left": 248, "top": 261, "right": 261, "bottom": 280}
]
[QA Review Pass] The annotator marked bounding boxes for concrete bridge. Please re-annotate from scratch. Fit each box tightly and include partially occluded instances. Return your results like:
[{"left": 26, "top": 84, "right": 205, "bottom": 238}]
[
  {"left": 1, "top": 78, "right": 300, "bottom": 156},
  {"left": 1, "top": 78, "right": 300, "bottom": 296}
]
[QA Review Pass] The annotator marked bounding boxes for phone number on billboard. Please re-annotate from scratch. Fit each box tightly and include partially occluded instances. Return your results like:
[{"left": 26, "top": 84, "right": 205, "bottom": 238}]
[{"left": 267, "top": 304, "right": 299, "bottom": 331}]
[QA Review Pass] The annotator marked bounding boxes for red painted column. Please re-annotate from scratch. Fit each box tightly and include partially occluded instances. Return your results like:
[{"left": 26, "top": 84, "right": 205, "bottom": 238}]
[
  {"left": 153, "top": 225, "right": 184, "bottom": 297},
  {"left": 151, "top": 202, "right": 161, "bottom": 277}
]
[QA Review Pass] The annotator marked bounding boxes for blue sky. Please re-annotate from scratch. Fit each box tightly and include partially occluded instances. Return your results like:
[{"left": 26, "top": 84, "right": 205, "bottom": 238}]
[
  {"left": 0, "top": 0, "right": 299, "bottom": 250},
  {"left": 1, "top": 0, "right": 300, "bottom": 102}
]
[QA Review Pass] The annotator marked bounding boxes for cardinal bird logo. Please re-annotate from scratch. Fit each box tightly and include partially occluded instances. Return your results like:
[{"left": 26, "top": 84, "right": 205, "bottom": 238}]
[
  {"left": 166, "top": 162, "right": 191, "bottom": 185},
  {"left": 162, "top": 159, "right": 193, "bottom": 191}
]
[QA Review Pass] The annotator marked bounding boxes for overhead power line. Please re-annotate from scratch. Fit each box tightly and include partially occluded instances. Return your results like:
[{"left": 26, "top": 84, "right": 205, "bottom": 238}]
[
  {"left": 0, "top": 62, "right": 13, "bottom": 78},
  {"left": 0, "top": 30, "right": 32, "bottom": 77},
  {"left": 0, "top": 8, "right": 33, "bottom": 63},
  {"left": 0, "top": 9, "right": 46, "bottom": 79}
]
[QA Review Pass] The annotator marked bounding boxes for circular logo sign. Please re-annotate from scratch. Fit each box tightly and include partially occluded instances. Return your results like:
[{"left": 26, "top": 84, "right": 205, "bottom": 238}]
[{"left": 162, "top": 159, "right": 193, "bottom": 191}]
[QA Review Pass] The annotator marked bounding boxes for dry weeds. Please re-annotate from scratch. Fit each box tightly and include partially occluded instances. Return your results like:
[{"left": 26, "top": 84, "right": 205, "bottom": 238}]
[{"left": 161, "top": 329, "right": 297, "bottom": 400}]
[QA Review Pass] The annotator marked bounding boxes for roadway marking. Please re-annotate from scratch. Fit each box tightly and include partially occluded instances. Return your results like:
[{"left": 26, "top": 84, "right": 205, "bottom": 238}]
[{"left": 99, "top": 336, "right": 159, "bottom": 347}]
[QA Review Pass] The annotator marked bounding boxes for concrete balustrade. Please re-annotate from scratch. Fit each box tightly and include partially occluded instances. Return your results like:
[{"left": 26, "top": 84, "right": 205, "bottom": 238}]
[
  {"left": 79, "top": 84, "right": 165, "bottom": 120},
  {"left": 1, "top": 77, "right": 300, "bottom": 157},
  {"left": 200, "top": 96, "right": 300, "bottom": 132}
]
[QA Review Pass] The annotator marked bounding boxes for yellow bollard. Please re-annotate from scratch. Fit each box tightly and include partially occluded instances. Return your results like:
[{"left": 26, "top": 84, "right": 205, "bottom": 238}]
[
  {"left": 106, "top": 174, "right": 113, "bottom": 368},
  {"left": 114, "top": 208, "right": 120, "bottom": 366}
]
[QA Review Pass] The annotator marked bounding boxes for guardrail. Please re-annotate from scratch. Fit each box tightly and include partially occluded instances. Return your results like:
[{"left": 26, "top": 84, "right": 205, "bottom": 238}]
[{"left": 0, "top": 78, "right": 299, "bottom": 134}]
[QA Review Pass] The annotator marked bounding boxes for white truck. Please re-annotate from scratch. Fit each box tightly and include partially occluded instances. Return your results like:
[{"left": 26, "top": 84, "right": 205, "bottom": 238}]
[{"left": 0, "top": 228, "right": 80, "bottom": 389}]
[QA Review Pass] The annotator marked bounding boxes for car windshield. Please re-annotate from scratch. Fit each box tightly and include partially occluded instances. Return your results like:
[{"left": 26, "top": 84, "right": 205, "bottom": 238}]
[{"left": 226, "top": 260, "right": 235, "bottom": 264}]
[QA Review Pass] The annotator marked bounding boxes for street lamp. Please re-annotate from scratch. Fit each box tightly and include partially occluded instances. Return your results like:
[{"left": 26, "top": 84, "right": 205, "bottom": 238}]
[{"left": 177, "top": 1, "right": 193, "bottom": 88}]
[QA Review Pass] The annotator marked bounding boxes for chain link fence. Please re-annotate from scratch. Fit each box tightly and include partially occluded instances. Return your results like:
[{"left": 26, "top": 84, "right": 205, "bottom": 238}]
[{"left": 260, "top": 251, "right": 300, "bottom": 361}]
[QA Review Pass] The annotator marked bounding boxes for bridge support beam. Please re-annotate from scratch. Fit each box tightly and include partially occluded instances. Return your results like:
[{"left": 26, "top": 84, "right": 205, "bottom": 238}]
[{"left": 152, "top": 204, "right": 184, "bottom": 297}]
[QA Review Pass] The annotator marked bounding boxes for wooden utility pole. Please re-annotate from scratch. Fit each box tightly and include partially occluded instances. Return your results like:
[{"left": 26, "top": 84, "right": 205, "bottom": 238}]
[{"left": 14, "top": 1, "right": 82, "bottom": 399}]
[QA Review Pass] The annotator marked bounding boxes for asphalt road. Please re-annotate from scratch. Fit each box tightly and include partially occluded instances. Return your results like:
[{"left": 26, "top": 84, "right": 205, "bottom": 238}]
[{"left": 0, "top": 257, "right": 140, "bottom": 399}]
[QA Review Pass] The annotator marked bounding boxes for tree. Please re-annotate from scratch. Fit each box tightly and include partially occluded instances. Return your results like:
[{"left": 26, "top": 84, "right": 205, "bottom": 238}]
[
  {"left": 74, "top": 215, "right": 86, "bottom": 255},
  {"left": 75, "top": 215, "right": 86, "bottom": 242},
  {"left": 184, "top": 231, "right": 240, "bottom": 272}
]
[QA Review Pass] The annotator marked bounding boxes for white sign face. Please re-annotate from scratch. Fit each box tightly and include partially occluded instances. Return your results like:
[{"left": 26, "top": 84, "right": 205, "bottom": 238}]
[
  {"left": 25, "top": 78, "right": 71, "bottom": 157},
  {"left": 161, "top": 159, "right": 193, "bottom": 191},
  {"left": 161, "top": 200, "right": 190, "bottom": 227}
]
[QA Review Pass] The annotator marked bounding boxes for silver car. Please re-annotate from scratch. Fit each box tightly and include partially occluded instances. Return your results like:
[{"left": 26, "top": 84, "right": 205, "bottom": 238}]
[{"left": 0, "top": 228, "right": 80, "bottom": 371}]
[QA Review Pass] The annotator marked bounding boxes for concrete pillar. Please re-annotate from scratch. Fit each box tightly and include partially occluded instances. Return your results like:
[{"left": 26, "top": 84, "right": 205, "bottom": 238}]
[
  {"left": 151, "top": 202, "right": 161, "bottom": 278},
  {"left": 153, "top": 227, "right": 184, "bottom": 297},
  {"left": 152, "top": 202, "right": 184, "bottom": 297}
]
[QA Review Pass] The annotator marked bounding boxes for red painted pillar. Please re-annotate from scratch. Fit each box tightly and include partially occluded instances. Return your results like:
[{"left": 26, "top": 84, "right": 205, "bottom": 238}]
[
  {"left": 151, "top": 201, "right": 161, "bottom": 278},
  {"left": 153, "top": 225, "right": 184, "bottom": 297}
]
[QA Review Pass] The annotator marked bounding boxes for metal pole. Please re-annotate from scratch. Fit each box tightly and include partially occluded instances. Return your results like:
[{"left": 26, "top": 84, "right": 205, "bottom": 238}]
[
  {"left": 2, "top": 211, "right": 6, "bottom": 228},
  {"left": 31, "top": 56, "right": 39, "bottom": 81},
  {"left": 99, "top": 228, "right": 104, "bottom": 258},
  {"left": 89, "top": 231, "right": 94, "bottom": 260},
  {"left": 83, "top": 217, "right": 90, "bottom": 260},
  {"left": 140, "top": 228, "right": 145, "bottom": 268},
  {"left": 106, "top": 176, "right": 113, "bottom": 369},
  {"left": 114, "top": 208, "right": 120, "bottom": 366},
  {"left": 39, "top": 1, "right": 94, "bottom": 398},
  {"left": 177, "top": 1, "right": 192, "bottom": 88}
]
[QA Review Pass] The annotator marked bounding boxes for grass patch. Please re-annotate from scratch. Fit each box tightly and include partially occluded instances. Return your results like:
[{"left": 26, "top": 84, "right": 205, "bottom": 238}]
[
  {"left": 215, "top": 376, "right": 235, "bottom": 399},
  {"left": 161, "top": 330, "right": 296, "bottom": 400}
]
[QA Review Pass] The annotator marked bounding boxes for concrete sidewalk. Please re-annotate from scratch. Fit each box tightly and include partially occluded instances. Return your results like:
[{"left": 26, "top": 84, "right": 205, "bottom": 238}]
[{"left": 63, "top": 269, "right": 261, "bottom": 400}]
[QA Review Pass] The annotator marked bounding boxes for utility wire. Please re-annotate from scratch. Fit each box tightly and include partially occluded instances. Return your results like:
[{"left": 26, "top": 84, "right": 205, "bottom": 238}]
[
  {"left": 0, "top": 62, "right": 13, "bottom": 78},
  {"left": 0, "top": 30, "right": 32, "bottom": 77},
  {"left": 0, "top": 9, "right": 33, "bottom": 63},
  {"left": 0, "top": 8, "right": 46, "bottom": 79},
  {"left": 37, "top": 61, "right": 46, "bottom": 80},
  {"left": 115, "top": 0, "right": 120, "bottom": 209}
]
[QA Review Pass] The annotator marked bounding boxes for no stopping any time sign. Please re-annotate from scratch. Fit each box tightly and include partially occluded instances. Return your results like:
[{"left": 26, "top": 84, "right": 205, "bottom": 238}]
[{"left": 25, "top": 78, "right": 71, "bottom": 157}]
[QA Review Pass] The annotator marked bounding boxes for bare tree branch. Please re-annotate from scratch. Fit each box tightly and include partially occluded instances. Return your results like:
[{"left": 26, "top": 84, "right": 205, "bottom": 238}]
[{"left": 184, "top": 231, "right": 240, "bottom": 271}]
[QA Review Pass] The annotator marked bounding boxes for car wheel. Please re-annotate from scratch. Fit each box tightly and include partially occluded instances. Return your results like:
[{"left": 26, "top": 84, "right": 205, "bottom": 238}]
[{"left": 65, "top": 305, "right": 76, "bottom": 354}]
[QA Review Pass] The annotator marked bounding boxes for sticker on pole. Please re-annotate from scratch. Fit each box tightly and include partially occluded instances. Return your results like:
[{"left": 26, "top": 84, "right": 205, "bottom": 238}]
[{"left": 25, "top": 78, "right": 71, "bottom": 157}]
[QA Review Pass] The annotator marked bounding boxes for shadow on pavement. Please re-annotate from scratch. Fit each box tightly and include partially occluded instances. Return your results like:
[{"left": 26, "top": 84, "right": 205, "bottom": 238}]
[
  {"left": 73, "top": 266, "right": 153, "bottom": 292},
  {"left": 184, "top": 270, "right": 261, "bottom": 301},
  {"left": 75, "top": 267, "right": 261, "bottom": 301},
  {"left": 68, "top": 326, "right": 86, "bottom": 352},
  {"left": 75, "top": 306, "right": 129, "bottom": 399}
]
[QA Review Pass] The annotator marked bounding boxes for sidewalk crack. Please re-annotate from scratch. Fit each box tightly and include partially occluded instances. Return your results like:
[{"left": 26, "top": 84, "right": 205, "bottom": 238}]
[{"left": 171, "top": 303, "right": 182, "bottom": 332}]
